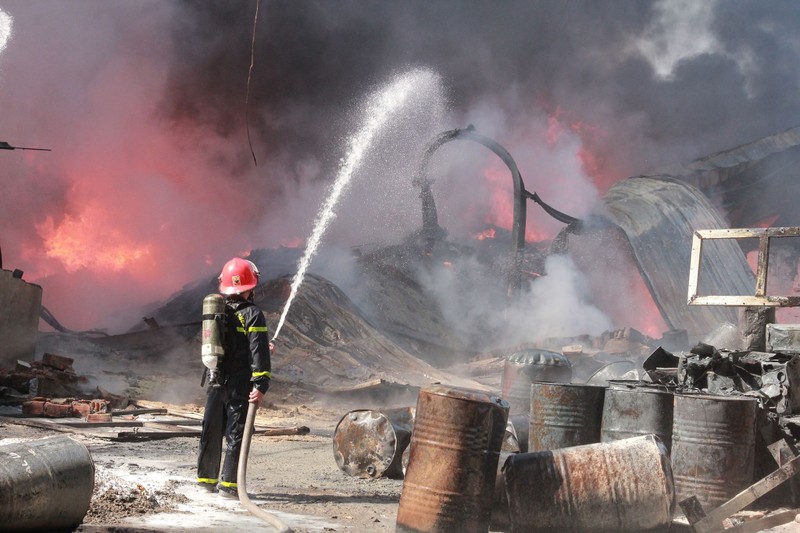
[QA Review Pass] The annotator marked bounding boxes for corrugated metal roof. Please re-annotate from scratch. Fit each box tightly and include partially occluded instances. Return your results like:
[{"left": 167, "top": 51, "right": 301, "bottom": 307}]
[{"left": 598, "top": 176, "right": 755, "bottom": 339}]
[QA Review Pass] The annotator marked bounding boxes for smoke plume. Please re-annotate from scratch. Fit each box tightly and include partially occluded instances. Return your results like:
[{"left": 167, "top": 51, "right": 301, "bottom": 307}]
[{"left": 1, "top": 1, "right": 799, "bottom": 334}]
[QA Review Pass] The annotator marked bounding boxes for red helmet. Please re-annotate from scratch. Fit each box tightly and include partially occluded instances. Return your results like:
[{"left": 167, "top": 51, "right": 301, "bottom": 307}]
[{"left": 218, "top": 257, "right": 260, "bottom": 295}]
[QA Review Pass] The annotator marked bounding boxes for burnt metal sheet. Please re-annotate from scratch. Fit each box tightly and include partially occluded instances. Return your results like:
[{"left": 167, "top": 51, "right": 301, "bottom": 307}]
[
  {"left": 645, "top": 126, "right": 800, "bottom": 229},
  {"left": 598, "top": 176, "right": 754, "bottom": 340},
  {"left": 0, "top": 269, "right": 42, "bottom": 368}
]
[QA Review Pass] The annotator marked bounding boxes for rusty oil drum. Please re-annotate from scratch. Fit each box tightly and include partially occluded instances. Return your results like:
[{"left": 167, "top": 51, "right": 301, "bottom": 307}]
[
  {"left": 396, "top": 384, "right": 509, "bottom": 533},
  {"left": 491, "top": 450, "right": 515, "bottom": 532},
  {"left": 671, "top": 393, "right": 757, "bottom": 512},
  {"left": 504, "top": 434, "right": 675, "bottom": 531},
  {"left": 600, "top": 381, "right": 674, "bottom": 451},
  {"left": 501, "top": 349, "right": 572, "bottom": 415},
  {"left": 333, "top": 407, "right": 414, "bottom": 479},
  {"left": 529, "top": 382, "right": 605, "bottom": 452}
]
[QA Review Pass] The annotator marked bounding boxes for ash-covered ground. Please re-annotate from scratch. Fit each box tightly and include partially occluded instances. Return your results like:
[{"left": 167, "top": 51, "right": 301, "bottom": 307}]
[{"left": 2, "top": 380, "right": 411, "bottom": 533}]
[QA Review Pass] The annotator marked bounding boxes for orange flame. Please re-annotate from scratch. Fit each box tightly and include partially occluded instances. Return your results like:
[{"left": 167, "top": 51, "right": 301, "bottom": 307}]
[
  {"left": 36, "top": 205, "right": 153, "bottom": 273},
  {"left": 473, "top": 228, "right": 496, "bottom": 240}
]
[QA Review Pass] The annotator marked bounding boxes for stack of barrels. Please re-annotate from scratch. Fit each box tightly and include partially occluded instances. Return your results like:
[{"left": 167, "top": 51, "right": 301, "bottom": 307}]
[{"left": 394, "top": 349, "right": 758, "bottom": 533}]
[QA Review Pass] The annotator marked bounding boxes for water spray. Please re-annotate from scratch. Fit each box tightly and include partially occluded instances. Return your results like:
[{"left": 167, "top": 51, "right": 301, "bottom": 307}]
[{"left": 271, "top": 69, "right": 437, "bottom": 341}]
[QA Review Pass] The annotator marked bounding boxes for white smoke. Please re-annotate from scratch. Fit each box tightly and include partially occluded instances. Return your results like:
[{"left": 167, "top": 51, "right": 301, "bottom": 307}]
[{"left": 635, "top": 0, "right": 722, "bottom": 80}]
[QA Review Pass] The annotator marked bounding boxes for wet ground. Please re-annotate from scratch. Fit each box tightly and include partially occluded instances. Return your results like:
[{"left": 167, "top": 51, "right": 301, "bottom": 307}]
[
  {"left": 4, "top": 383, "right": 800, "bottom": 533},
  {"left": 1, "top": 386, "right": 405, "bottom": 533}
]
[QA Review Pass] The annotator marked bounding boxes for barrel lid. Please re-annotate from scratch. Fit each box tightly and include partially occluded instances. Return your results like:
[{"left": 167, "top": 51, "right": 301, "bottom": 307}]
[
  {"left": 506, "top": 349, "right": 571, "bottom": 367},
  {"left": 333, "top": 409, "right": 400, "bottom": 478},
  {"left": 422, "top": 383, "right": 509, "bottom": 407}
]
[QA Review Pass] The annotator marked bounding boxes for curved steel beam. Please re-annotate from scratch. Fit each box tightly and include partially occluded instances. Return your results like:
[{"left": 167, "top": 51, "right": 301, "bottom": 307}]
[{"left": 414, "top": 125, "right": 579, "bottom": 294}]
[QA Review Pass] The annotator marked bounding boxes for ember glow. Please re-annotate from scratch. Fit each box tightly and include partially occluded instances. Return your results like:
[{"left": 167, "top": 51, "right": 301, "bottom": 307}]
[{"left": 473, "top": 228, "right": 496, "bottom": 241}]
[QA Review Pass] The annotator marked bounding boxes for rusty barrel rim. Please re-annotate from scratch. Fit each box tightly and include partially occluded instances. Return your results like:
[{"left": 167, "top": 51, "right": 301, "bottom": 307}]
[{"left": 422, "top": 383, "right": 508, "bottom": 408}]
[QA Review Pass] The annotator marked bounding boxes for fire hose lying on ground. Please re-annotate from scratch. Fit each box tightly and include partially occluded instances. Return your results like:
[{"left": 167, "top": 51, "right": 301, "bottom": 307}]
[{"left": 238, "top": 395, "right": 292, "bottom": 533}]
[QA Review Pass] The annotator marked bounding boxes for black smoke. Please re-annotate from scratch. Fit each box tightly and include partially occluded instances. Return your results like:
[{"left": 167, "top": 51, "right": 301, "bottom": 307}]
[{"left": 163, "top": 0, "right": 800, "bottom": 184}]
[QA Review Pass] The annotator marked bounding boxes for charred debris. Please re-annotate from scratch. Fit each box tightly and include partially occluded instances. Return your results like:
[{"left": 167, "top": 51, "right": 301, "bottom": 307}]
[{"left": 5, "top": 126, "right": 800, "bottom": 530}]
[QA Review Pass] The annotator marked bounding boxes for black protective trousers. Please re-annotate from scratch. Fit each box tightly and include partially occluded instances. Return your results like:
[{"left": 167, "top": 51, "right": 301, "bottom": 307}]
[{"left": 196, "top": 374, "right": 249, "bottom": 485}]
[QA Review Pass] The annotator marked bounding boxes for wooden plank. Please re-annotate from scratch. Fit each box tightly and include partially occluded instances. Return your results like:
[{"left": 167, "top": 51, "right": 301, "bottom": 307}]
[
  {"left": 56, "top": 420, "right": 144, "bottom": 428},
  {"left": 725, "top": 509, "right": 799, "bottom": 533},
  {"left": 141, "top": 419, "right": 202, "bottom": 427},
  {"left": 693, "top": 454, "right": 800, "bottom": 533},
  {"left": 0, "top": 415, "right": 75, "bottom": 434},
  {"left": 110, "top": 408, "right": 168, "bottom": 416},
  {"left": 108, "top": 430, "right": 201, "bottom": 441},
  {"left": 141, "top": 422, "right": 201, "bottom": 435},
  {"left": 262, "top": 426, "right": 310, "bottom": 436}
]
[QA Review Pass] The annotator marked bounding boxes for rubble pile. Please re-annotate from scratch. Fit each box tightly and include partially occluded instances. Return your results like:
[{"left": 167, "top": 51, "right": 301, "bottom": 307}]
[
  {"left": 0, "top": 351, "right": 130, "bottom": 417},
  {"left": 647, "top": 341, "right": 800, "bottom": 439},
  {"left": 0, "top": 352, "right": 87, "bottom": 399}
]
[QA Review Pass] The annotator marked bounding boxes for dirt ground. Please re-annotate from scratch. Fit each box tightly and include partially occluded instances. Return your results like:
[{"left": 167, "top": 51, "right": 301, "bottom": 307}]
[
  {"left": 1, "top": 381, "right": 414, "bottom": 533},
  {"left": 4, "top": 381, "right": 800, "bottom": 532}
]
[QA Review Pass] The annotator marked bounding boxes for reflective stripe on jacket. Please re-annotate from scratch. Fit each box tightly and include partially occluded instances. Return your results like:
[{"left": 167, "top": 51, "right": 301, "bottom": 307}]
[{"left": 223, "top": 296, "right": 271, "bottom": 391}]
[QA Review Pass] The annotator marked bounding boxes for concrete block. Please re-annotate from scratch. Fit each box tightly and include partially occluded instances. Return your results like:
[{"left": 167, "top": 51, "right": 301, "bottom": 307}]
[{"left": 0, "top": 270, "right": 42, "bottom": 369}]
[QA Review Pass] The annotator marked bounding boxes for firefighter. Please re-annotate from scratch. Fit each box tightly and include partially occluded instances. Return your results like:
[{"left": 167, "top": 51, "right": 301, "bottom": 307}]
[{"left": 197, "top": 257, "right": 272, "bottom": 497}]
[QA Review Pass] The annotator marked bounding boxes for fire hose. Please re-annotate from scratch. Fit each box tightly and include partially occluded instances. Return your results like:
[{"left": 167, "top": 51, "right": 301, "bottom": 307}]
[{"left": 237, "top": 393, "right": 292, "bottom": 533}]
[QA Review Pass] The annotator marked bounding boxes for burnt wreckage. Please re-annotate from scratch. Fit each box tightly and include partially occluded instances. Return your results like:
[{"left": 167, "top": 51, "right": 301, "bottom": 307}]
[
  {"left": 336, "top": 126, "right": 800, "bottom": 531},
  {"left": 6, "top": 126, "right": 800, "bottom": 530}
]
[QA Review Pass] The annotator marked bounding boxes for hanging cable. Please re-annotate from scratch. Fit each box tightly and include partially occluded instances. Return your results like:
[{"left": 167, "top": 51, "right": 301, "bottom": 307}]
[{"left": 245, "top": 0, "right": 261, "bottom": 166}]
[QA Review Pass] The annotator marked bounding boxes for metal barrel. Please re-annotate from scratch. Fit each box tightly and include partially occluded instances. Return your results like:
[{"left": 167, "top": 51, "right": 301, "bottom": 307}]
[
  {"left": 528, "top": 382, "right": 605, "bottom": 452},
  {"left": 0, "top": 435, "right": 95, "bottom": 531},
  {"left": 507, "top": 413, "right": 529, "bottom": 453},
  {"left": 332, "top": 407, "right": 413, "bottom": 479},
  {"left": 504, "top": 435, "right": 675, "bottom": 532},
  {"left": 396, "top": 384, "right": 509, "bottom": 533},
  {"left": 600, "top": 382, "right": 674, "bottom": 451},
  {"left": 672, "top": 393, "right": 757, "bottom": 513},
  {"left": 501, "top": 349, "right": 572, "bottom": 415},
  {"left": 491, "top": 451, "right": 515, "bottom": 532}
]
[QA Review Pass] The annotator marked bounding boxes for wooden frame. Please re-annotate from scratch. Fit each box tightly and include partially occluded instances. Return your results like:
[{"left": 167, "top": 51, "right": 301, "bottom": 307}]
[{"left": 688, "top": 227, "right": 800, "bottom": 307}]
